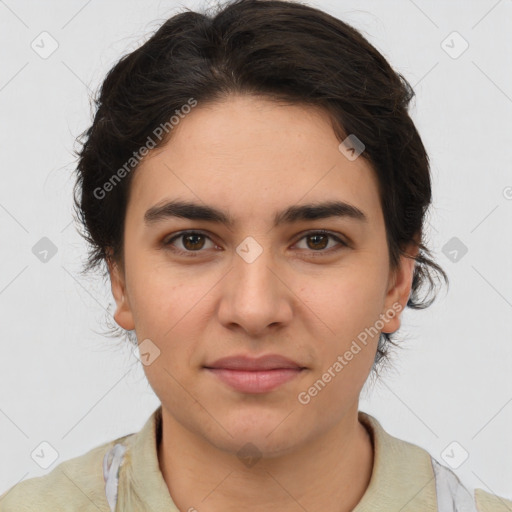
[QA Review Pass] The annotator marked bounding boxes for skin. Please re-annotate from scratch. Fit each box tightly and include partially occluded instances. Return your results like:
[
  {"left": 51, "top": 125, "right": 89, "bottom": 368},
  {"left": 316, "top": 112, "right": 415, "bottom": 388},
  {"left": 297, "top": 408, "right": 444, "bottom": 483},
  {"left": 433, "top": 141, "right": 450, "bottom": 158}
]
[{"left": 109, "top": 94, "right": 418, "bottom": 512}]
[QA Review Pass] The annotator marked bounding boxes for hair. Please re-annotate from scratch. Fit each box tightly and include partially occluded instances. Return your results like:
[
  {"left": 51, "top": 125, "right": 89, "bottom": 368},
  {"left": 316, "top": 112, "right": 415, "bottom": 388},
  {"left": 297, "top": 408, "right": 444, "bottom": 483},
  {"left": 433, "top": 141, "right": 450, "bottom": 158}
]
[{"left": 72, "top": 0, "right": 449, "bottom": 376}]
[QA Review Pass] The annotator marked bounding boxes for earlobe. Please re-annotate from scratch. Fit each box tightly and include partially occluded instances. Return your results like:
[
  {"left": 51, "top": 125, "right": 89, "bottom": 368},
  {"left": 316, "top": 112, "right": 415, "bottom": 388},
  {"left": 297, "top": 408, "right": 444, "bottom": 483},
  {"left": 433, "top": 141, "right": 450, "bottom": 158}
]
[
  {"left": 107, "top": 255, "right": 136, "bottom": 331},
  {"left": 381, "top": 245, "right": 419, "bottom": 334}
]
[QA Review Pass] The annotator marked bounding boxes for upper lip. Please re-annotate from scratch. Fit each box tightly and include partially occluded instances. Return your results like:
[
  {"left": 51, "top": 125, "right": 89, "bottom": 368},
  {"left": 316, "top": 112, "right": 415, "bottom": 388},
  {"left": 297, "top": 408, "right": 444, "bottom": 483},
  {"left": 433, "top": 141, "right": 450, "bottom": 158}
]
[{"left": 204, "top": 354, "right": 304, "bottom": 371}]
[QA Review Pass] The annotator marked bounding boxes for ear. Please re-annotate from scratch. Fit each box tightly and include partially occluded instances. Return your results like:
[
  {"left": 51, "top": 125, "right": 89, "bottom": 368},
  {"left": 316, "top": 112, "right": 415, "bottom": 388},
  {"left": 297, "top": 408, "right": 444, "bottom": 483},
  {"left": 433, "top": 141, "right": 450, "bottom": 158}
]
[
  {"left": 107, "top": 253, "right": 135, "bottom": 331},
  {"left": 381, "top": 243, "right": 419, "bottom": 334}
]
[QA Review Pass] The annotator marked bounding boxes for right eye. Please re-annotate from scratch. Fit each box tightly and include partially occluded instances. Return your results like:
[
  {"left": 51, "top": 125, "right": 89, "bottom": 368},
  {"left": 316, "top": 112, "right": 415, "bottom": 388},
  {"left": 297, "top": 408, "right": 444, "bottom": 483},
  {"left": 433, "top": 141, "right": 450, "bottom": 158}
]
[{"left": 163, "top": 230, "right": 220, "bottom": 256}]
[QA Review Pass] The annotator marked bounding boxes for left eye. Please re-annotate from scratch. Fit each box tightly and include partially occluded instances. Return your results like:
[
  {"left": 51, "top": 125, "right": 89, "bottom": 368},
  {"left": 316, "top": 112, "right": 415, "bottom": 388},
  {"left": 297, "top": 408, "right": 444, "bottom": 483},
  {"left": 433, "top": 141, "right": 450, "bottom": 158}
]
[
  {"left": 163, "top": 230, "right": 347, "bottom": 256},
  {"left": 294, "top": 231, "right": 347, "bottom": 252}
]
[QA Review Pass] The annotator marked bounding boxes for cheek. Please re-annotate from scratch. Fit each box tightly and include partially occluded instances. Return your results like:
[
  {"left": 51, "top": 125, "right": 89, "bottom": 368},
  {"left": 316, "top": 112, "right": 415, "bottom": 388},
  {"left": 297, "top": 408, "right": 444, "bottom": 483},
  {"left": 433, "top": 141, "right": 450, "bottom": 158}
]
[
  {"left": 128, "top": 274, "right": 201, "bottom": 402},
  {"left": 125, "top": 254, "right": 191, "bottom": 334},
  {"left": 297, "top": 273, "right": 383, "bottom": 408},
  {"left": 126, "top": 265, "right": 208, "bottom": 367},
  {"left": 298, "top": 260, "right": 388, "bottom": 339}
]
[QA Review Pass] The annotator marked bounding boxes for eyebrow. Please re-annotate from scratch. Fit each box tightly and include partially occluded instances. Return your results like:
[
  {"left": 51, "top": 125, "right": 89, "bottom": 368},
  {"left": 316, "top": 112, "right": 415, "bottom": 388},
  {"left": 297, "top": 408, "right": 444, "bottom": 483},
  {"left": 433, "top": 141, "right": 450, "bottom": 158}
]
[{"left": 144, "top": 199, "right": 368, "bottom": 228}]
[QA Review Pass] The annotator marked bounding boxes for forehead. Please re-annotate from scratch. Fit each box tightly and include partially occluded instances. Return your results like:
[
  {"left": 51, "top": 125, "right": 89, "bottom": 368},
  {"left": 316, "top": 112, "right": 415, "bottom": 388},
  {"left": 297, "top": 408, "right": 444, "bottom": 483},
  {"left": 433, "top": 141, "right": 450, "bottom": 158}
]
[{"left": 128, "top": 95, "right": 383, "bottom": 228}]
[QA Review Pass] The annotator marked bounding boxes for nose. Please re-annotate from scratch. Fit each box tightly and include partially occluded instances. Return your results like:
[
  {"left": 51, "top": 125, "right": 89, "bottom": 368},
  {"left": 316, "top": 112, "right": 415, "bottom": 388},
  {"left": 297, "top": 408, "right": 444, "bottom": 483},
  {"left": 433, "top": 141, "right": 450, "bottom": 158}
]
[{"left": 216, "top": 239, "right": 293, "bottom": 338}]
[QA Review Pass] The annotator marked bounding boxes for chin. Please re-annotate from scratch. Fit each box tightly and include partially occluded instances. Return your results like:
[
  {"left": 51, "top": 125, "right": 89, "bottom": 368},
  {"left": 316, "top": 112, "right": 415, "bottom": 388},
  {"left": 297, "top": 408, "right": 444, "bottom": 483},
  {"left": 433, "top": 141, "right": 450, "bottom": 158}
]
[
  {"left": 214, "top": 431, "right": 302, "bottom": 461},
  {"left": 202, "top": 409, "right": 309, "bottom": 459}
]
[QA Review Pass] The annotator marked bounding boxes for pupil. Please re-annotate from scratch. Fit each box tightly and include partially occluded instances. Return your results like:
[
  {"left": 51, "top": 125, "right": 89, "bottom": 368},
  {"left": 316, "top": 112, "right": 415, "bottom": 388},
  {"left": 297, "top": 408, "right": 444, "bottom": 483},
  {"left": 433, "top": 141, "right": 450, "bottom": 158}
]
[
  {"left": 308, "top": 234, "right": 328, "bottom": 250},
  {"left": 184, "top": 234, "right": 204, "bottom": 250}
]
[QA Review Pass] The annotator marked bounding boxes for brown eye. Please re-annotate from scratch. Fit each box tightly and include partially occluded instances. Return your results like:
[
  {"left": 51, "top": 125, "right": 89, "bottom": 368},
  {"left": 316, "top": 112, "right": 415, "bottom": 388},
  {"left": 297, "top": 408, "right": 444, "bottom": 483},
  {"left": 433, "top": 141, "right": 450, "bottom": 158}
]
[
  {"left": 163, "top": 229, "right": 348, "bottom": 258},
  {"left": 181, "top": 233, "right": 206, "bottom": 251},
  {"left": 306, "top": 233, "right": 329, "bottom": 250},
  {"left": 294, "top": 231, "right": 348, "bottom": 253},
  {"left": 164, "top": 231, "right": 216, "bottom": 255}
]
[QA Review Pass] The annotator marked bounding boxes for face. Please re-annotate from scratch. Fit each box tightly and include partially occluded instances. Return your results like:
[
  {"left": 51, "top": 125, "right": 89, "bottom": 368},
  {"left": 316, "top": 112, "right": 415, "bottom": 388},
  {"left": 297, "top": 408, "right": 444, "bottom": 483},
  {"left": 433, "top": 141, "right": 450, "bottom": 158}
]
[{"left": 109, "top": 94, "right": 416, "bottom": 456}]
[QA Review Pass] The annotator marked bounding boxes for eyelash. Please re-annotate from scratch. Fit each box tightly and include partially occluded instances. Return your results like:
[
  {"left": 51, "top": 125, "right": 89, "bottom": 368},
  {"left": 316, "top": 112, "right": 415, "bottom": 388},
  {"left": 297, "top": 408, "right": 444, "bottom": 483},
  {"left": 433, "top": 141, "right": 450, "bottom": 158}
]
[{"left": 162, "top": 230, "right": 348, "bottom": 257}]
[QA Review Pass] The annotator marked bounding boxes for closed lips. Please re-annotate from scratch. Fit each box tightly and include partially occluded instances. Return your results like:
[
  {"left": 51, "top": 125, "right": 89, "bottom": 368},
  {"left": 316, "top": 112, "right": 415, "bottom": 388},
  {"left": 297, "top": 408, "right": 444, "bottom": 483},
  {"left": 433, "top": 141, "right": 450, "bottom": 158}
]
[
  {"left": 204, "top": 355, "right": 305, "bottom": 371},
  {"left": 204, "top": 355, "right": 306, "bottom": 393}
]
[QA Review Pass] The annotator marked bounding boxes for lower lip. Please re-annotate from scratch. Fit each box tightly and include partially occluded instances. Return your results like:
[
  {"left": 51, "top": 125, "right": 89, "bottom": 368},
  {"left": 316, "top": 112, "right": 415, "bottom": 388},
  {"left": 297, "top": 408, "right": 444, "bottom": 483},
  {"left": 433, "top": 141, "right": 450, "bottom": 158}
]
[{"left": 205, "top": 368, "right": 304, "bottom": 393}]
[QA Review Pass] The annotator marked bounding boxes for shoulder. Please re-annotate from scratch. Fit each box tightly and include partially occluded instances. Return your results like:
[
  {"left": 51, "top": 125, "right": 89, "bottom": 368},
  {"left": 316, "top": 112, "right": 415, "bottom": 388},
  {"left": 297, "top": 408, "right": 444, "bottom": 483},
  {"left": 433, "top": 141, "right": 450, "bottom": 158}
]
[
  {"left": 0, "top": 432, "right": 134, "bottom": 512},
  {"left": 431, "top": 457, "right": 512, "bottom": 511},
  {"left": 358, "top": 412, "right": 511, "bottom": 511},
  {"left": 474, "top": 487, "right": 512, "bottom": 512}
]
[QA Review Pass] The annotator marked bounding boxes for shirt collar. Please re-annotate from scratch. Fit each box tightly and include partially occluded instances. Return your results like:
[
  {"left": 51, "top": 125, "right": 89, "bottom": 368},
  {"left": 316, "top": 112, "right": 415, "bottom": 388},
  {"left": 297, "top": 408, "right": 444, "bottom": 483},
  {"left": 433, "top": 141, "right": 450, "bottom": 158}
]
[
  {"left": 121, "top": 405, "right": 178, "bottom": 510},
  {"left": 354, "top": 411, "right": 437, "bottom": 511},
  {"left": 121, "top": 406, "right": 437, "bottom": 511}
]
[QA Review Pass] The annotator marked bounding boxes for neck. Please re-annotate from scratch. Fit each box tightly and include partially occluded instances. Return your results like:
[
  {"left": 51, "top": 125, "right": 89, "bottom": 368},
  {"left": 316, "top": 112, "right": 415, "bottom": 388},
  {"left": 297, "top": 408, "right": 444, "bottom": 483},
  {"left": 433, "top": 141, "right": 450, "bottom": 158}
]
[{"left": 157, "top": 404, "right": 374, "bottom": 512}]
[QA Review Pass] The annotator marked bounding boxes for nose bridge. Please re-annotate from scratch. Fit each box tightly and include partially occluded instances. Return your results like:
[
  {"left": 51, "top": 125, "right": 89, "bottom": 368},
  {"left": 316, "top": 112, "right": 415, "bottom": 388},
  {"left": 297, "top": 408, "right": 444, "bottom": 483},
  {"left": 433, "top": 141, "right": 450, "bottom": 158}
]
[
  {"left": 233, "top": 234, "right": 279, "bottom": 303},
  {"left": 218, "top": 235, "right": 292, "bottom": 334}
]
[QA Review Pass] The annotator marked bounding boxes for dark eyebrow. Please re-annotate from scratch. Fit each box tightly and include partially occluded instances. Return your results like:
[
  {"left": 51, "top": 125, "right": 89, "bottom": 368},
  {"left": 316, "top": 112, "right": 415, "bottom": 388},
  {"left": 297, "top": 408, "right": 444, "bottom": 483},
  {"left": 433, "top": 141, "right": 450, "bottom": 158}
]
[{"left": 144, "top": 199, "right": 368, "bottom": 228}]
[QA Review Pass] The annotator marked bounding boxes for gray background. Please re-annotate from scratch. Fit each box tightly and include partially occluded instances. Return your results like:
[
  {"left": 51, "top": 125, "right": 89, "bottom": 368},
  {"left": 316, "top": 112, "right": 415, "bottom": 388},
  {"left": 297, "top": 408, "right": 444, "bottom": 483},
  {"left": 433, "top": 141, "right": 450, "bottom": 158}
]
[{"left": 1, "top": 0, "right": 511, "bottom": 500}]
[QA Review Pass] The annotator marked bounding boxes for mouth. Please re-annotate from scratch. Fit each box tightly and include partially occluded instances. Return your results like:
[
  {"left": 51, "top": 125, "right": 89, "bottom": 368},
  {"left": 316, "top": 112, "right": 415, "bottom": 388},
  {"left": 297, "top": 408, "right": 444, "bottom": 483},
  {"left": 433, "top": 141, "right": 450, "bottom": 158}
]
[{"left": 203, "top": 354, "right": 307, "bottom": 394}]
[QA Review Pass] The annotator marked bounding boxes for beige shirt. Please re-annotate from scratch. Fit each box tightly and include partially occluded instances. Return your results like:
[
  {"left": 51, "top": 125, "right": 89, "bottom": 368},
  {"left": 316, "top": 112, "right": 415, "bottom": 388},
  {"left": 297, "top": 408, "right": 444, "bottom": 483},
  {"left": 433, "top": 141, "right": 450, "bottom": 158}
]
[{"left": 1, "top": 406, "right": 510, "bottom": 511}]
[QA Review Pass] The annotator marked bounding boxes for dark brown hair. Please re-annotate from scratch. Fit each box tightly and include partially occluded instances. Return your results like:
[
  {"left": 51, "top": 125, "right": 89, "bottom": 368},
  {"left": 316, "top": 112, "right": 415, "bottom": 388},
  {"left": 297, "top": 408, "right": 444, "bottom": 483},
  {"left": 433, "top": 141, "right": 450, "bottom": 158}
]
[{"left": 72, "top": 0, "right": 448, "bottom": 374}]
